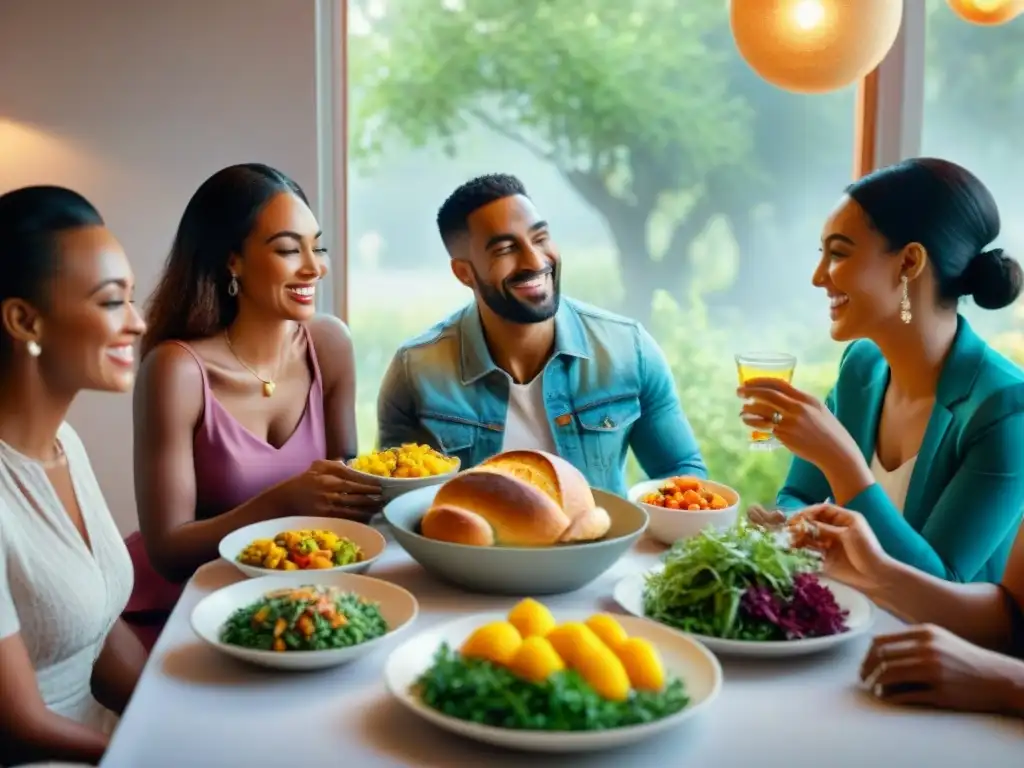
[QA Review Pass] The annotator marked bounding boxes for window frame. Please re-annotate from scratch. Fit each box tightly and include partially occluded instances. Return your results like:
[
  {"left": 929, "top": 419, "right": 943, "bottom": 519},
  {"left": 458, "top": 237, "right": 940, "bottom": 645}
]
[{"left": 329, "top": 0, "right": 931, "bottom": 321}]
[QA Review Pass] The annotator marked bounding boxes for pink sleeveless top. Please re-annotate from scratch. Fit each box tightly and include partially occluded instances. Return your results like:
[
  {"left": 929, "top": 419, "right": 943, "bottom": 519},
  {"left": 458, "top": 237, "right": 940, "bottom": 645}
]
[
  {"left": 183, "top": 326, "right": 328, "bottom": 519},
  {"left": 123, "top": 325, "right": 327, "bottom": 648}
]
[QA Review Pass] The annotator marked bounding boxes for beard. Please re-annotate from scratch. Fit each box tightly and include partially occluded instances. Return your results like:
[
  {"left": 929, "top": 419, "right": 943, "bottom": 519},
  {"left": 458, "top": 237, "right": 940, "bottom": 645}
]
[{"left": 470, "top": 261, "right": 561, "bottom": 324}]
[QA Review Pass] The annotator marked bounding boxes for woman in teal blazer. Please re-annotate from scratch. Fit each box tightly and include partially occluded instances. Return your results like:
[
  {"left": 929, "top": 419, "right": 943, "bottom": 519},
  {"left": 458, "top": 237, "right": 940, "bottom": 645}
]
[{"left": 739, "top": 158, "right": 1024, "bottom": 584}]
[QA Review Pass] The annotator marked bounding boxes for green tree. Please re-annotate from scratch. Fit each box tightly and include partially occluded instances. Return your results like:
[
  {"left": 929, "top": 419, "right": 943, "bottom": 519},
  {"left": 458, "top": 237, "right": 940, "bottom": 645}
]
[{"left": 348, "top": 0, "right": 851, "bottom": 322}]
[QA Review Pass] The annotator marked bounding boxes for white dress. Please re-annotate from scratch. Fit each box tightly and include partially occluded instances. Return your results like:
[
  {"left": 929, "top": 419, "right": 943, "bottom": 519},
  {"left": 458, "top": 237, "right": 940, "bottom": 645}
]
[{"left": 0, "top": 422, "right": 133, "bottom": 735}]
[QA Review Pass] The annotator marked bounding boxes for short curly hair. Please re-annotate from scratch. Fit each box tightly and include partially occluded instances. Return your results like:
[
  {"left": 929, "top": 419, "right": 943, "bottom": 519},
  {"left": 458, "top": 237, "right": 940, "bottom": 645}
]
[{"left": 436, "top": 173, "right": 528, "bottom": 252}]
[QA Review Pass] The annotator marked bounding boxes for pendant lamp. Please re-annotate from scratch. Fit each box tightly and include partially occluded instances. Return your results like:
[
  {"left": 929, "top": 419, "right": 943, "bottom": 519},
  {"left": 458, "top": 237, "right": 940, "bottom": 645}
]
[
  {"left": 946, "top": 0, "right": 1024, "bottom": 25},
  {"left": 730, "top": 0, "right": 903, "bottom": 94}
]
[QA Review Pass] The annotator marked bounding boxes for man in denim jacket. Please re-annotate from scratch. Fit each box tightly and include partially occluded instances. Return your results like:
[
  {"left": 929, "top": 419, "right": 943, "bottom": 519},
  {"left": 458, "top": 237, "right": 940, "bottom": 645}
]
[{"left": 377, "top": 174, "right": 707, "bottom": 496}]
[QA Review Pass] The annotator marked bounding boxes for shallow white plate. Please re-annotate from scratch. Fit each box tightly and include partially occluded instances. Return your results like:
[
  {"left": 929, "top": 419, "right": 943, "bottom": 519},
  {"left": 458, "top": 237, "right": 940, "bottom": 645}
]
[
  {"left": 191, "top": 571, "right": 418, "bottom": 670},
  {"left": 218, "top": 515, "right": 387, "bottom": 579},
  {"left": 614, "top": 569, "right": 874, "bottom": 658},
  {"left": 384, "top": 611, "right": 722, "bottom": 753}
]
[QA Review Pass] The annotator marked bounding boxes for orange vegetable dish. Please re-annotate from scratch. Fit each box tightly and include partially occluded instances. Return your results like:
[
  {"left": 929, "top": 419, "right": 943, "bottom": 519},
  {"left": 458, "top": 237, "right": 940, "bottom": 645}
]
[{"left": 640, "top": 476, "right": 730, "bottom": 511}]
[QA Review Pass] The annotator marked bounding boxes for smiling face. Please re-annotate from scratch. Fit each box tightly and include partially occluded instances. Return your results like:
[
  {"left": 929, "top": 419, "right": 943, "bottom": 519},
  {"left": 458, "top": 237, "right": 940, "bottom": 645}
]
[
  {"left": 450, "top": 194, "right": 560, "bottom": 324},
  {"left": 813, "top": 195, "right": 928, "bottom": 342},
  {"left": 228, "top": 192, "right": 327, "bottom": 320},
  {"left": 1, "top": 225, "right": 146, "bottom": 393}
]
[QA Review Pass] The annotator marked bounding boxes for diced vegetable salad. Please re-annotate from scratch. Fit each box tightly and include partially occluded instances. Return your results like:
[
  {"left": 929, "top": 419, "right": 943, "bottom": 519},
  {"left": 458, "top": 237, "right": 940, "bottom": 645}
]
[{"left": 220, "top": 586, "right": 388, "bottom": 652}]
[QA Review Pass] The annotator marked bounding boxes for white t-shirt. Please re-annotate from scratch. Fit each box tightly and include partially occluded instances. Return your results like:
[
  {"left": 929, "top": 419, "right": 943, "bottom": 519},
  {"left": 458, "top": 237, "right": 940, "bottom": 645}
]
[
  {"left": 501, "top": 377, "right": 558, "bottom": 454},
  {"left": 870, "top": 452, "right": 918, "bottom": 514}
]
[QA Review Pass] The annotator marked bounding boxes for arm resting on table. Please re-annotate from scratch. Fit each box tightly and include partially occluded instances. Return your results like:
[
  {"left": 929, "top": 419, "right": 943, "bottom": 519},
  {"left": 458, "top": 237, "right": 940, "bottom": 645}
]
[{"left": 629, "top": 326, "right": 707, "bottom": 480}]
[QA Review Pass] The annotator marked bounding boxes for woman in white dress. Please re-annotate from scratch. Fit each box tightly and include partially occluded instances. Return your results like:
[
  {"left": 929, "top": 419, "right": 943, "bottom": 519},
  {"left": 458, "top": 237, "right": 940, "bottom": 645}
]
[{"left": 0, "top": 186, "right": 148, "bottom": 765}]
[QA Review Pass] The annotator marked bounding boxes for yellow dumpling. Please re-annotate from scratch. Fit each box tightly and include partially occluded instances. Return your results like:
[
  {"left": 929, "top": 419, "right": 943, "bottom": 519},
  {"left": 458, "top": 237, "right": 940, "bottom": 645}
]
[
  {"left": 507, "top": 598, "right": 556, "bottom": 638},
  {"left": 545, "top": 622, "right": 601, "bottom": 667},
  {"left": 574, "top": 639, "right": 632, "bottom": 702},
  {"left": 460, "top": 621, "right": 522, "bottom": 666},
  {"left": 508, "top": 636, "right": 565, "bottom": 683},
  {"left": 585, "top": 614, "right": 629, "bottom": 650},
  {"left": 613, "top": 637, "right": 665, "bottom": 691}
]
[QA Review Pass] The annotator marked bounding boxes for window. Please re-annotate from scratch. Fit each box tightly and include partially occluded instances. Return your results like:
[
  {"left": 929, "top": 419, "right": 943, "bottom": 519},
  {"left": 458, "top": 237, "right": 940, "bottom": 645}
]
[
  {"left": 346, "top": 0, "right": 857, "bottom": 505},
  {"left": 920, "top": 0, "right": 1024, "bottom": 349}
]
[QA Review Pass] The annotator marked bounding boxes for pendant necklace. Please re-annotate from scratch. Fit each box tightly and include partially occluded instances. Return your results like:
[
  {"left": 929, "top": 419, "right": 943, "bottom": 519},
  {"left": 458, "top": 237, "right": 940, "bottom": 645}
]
[{"left": 224, "top": 329, "right": 279, "bottom": 397}]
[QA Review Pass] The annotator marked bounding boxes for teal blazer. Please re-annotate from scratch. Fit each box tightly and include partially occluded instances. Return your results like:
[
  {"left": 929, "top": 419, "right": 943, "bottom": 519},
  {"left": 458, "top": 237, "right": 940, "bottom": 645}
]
[{"left": 777, "top": 315, "right": 1024, "bottom": 583}]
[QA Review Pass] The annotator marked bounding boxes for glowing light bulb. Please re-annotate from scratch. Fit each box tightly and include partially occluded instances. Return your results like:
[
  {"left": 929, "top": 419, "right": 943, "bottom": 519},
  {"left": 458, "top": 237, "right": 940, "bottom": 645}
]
[{"left": 792, "top": 0, "right": 826, "bottom": 30}]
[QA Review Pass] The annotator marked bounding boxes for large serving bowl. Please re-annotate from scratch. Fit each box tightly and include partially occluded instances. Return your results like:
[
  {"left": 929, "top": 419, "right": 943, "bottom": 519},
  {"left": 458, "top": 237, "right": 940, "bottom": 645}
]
[
  {"left": 191, "top": 571, "right": 418, "bottom": 671},
  {"left": 628, "top": 477, "right": 740, "bottom": 546},
  {"left": 218, "top": 515, "right": 387, "bottom": 579},
  {"left": 345, "top": 457, "right": 461, "bottom": 502},
  {"left": 382, "top": 485, "right": 648, "bottom": 595}
]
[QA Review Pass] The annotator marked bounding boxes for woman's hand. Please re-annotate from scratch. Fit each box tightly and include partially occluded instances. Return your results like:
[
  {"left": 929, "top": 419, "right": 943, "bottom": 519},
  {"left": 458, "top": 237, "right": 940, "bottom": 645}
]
[
  {"left": 787, "top": 504, "right": 890, "bottom": 594},
  {"left": 737, "top": 377, "right": 871, "bottom": 502},
  {"left": 747, "top": 504, "right": 786, "bottom": 528},
  {"left": 280, "top": 459, "right": 383, "bottom": 521},
  {"left": 861, "top": 624, "right": 1024, "bottom": 716}
]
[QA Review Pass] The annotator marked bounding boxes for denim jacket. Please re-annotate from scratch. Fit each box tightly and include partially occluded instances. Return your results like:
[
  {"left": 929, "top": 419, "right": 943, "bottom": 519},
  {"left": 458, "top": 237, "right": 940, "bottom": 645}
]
[{"left": 376, "top": 298, "right": 707, "bottom": 496}]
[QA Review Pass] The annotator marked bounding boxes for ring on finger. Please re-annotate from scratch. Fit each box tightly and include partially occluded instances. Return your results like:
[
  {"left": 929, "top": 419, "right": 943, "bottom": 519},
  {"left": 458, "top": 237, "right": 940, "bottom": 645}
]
[{"left": 772, "top": 411, "right": 783, "bottom": 426}]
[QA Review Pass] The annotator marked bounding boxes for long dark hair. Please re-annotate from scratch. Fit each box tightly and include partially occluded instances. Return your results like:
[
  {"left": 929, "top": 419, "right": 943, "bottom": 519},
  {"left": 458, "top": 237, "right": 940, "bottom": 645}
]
[
  {"left": 0, "top": 185, "right": 104, "bottom": 361},
  {"left": 846, "top": 157, "right": 1022, "bottom": 310},
  {"left": 141, "top": 163, "right": 308, "bottom": 357}
]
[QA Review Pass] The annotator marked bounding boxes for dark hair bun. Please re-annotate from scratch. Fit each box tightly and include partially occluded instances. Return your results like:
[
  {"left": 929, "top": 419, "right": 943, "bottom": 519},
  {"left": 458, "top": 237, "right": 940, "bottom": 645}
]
[{"left": 963, "top": 248, "right": 1023, "bottom": 310}]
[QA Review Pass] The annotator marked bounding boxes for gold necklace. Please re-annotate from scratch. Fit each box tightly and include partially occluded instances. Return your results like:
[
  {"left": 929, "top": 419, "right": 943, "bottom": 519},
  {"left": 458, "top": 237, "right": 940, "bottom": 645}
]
[{"left": 224, "top": 329, "right": 279, "bottom": 397}]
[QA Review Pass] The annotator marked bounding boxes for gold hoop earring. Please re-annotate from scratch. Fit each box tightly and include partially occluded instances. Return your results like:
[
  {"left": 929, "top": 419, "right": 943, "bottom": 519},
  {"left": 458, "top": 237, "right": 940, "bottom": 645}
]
[
  {"left": 27, "top": 340, "right": 42, "bottom": 357},
  {"left": 900, "top": 275, "right": 912, "bottom": 324},
  {"left": 228, "top": 274, "right": 239, "bottom": 297}
]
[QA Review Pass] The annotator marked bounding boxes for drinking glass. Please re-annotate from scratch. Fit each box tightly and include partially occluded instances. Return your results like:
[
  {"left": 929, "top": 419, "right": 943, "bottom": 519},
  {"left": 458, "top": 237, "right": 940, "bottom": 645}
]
[{"left": 735, "top": 351, "right": 797, "bottom": 451}]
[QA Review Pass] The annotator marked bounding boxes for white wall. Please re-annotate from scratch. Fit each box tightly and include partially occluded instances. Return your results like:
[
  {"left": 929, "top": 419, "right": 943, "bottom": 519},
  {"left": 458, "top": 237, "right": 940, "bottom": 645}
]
[{"left": 0, "top": 0, "right": 324, "bottom": 533}]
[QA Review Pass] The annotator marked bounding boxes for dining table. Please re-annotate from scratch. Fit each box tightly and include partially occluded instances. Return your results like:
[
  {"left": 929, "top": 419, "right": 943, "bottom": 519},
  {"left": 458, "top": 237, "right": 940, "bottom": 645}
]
[{"left": 101, "top": 533, "right": 1022, "bottom": 767}]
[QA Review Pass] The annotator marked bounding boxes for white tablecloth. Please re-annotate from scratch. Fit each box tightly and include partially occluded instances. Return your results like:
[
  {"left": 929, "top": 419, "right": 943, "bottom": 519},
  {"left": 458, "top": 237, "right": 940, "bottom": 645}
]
[{"left": 102, "top": 536, "right": 1021, "bottom": 767}]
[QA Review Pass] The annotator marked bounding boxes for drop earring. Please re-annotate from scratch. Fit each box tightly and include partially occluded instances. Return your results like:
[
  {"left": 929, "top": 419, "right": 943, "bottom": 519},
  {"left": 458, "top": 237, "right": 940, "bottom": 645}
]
[
  {"left": 900, "top": 275, "right": 912, "bottom": 324},
  {"left": 27, "top": 340, "right": 41, "bottom": 357},
  {"left": 228, "top": 274, "right": 239, "bottom": 297}
]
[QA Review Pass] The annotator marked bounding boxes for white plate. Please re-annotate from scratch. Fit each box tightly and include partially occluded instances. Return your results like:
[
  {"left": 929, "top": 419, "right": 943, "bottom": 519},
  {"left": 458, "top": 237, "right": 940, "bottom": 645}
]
[
  {"left": 384, "top": 611, "right": 722, "bottom": 753},
  {"left": 614, "top": 569, "right": 874, "bottom": 658},
  {"left": 191, "top": 571, "right": 418, "bottom": 670},
  {"left": 218, "top": 515, "right": 387, "bottom": 579}
]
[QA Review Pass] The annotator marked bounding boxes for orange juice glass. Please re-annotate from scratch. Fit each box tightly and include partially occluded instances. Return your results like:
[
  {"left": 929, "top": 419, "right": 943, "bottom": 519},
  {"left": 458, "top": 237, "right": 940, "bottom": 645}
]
[{"left": 735, "top": 352, "right": 797, "bottom": 451}]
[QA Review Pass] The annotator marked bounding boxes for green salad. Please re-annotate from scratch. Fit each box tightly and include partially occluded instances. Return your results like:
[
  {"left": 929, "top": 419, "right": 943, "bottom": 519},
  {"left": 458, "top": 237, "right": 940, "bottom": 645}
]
[
  {"left": 643, "top": 520, "right": 848, "bottom": 641},
  {"left": 220, "top": 585, "right": 388, "bottom": 652},
  {"left": 415, "top": 644, "right": 690, "bottom": 731}
]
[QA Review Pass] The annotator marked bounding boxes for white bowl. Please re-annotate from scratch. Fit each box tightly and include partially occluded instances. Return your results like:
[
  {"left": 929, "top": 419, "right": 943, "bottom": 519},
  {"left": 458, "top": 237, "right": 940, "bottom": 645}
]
[
  {"left": 191, "top": 571, "right": 418, "bottom": 670},
  {"left": 218, "top": 515, "right": 387, "bottom": 579},
  {"left": 628, "top": 478, "right": 741, "bottom": 546},
  {"left": 384, "top": 610, "right": 722, "bottom": 752},
  {"left": 346, "top": 455, "right": 461, "bottom": 501},
  {"left": 614, "top": 569, "right": 875, "bottom": 658}
]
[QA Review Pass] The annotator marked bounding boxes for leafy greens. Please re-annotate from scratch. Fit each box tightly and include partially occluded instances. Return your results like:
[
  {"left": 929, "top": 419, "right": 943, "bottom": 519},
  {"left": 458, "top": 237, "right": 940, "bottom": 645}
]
[
  {"left": 415, "top": 644, "right": 689, "bottom": 731},
  {"left": 642, "top": 519, "right": 847, "bottom": 641}
]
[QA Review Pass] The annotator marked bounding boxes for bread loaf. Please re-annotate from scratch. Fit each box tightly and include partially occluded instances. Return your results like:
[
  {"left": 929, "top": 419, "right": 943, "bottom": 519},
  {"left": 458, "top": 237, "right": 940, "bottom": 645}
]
[{"left": 420, "top": 450, "right": 611, "bottom": 547}]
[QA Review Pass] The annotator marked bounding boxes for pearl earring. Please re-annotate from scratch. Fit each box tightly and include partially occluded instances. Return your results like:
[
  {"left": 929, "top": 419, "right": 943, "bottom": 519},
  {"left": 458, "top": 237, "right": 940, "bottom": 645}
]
[
  {"left": 900, "top": 275, "right": 912, "bottom": 324},
  {"left": 228, "top": 274, "right": 239, "bottom": 297},
  {"left": 27, "top": 340, "right": 41, "bottom": 357}
]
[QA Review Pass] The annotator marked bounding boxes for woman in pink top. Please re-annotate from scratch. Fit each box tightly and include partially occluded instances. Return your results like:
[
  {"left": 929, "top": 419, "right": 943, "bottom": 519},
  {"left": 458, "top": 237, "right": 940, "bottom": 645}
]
[{"left": 127, "top": 164, "right": 380, "bottom": 645}]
